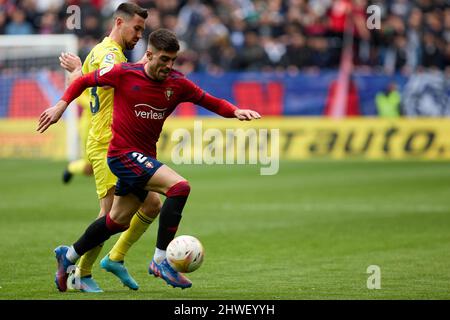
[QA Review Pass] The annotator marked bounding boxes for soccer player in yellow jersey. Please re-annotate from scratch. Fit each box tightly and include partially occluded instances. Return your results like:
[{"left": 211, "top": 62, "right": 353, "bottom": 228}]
[{"left": 59, "top": 2, "right": 161, "bottom": 292}]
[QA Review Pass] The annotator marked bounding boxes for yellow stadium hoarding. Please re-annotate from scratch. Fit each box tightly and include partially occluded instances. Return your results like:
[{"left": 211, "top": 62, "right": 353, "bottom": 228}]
[
  {"left": 1, "top": 117, "right": 449, "bottom": 161},
  {"left": 157, "top": 117, "right": 450, "bottom": 161},
  {"left": 0, "top": 119, "right": 67, "bottom": 159}
]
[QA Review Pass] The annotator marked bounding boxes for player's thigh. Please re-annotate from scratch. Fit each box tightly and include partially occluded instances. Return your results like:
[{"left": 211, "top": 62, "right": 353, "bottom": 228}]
[
  {"left": 140, "top": 191, "right": 162, "bottom": 218},
  {"left": 145, "top": 164, "right": 187, "bottom": 194},
  {"left": 86, "top": 140, "right": 117, "bottom": 200},
  {"left": 86, "top": 140, "right": 116, "bottom": 216},
  {"left": 109, "top": 194, "right": 141, "bottom": 226}
]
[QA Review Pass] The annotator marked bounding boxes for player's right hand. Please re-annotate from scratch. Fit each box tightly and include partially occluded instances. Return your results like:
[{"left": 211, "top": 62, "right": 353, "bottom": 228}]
[
  {"left": 37, "top": 103, "right": 66, "bottom": 133},
  {"left": 59, "top": 52, "right": 82, "bottom": 73}
]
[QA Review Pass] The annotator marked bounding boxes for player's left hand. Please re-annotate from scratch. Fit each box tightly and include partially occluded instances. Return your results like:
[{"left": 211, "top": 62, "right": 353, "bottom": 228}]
[
  {"left": 59, "top": 52, "right": 82, "bottom": 73},
  {"left": 234, "top": 109, "right": 261, "bottom": 121}
]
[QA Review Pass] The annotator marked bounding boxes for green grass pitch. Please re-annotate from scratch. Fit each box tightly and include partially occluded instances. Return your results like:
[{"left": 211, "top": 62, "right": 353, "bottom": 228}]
[{"left": 0, "top": 159, "right": 449, "bottom": 300}]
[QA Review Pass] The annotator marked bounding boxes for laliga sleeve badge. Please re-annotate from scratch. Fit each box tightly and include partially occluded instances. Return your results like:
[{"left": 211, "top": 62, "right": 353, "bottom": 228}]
[{"left": 104, "top": 52, "right": 116, "bottom": 64}]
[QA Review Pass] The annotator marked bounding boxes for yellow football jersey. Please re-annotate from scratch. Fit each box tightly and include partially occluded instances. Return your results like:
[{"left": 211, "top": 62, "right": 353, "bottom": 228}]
[{"left": 82, "top": 37, "right": 127, "bottom": 145}]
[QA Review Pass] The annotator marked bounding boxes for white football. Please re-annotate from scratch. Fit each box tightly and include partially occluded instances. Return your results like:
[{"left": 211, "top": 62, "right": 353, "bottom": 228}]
[{"left": 166, "top": 235, "right": 204, "bottom": 273}]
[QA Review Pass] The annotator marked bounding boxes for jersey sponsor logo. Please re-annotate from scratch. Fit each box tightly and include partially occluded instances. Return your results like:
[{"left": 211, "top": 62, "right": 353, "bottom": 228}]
[
  {"left": 134, "top": 104, "right": 167, "bottom": 120},
  {"left": 165, "top": 88, "right": 173, "bottom": 100}
]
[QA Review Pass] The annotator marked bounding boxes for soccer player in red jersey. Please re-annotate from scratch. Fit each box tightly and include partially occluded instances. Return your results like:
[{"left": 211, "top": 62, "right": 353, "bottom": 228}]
[{"left": 38, "top": 28, "right": 260, "bottom": 291}]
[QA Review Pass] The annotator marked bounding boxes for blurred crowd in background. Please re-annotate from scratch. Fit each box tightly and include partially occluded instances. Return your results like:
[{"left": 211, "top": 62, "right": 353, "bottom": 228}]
[{"left": 0, "top": 0, "right": 449, "bottom": 75}]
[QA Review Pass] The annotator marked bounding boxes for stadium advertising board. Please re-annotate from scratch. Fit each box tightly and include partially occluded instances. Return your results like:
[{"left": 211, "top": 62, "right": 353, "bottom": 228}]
[
  {"left": 0, "top": 119, "right": 66, "bottom": 159},
  {"left": 157, "top": 118, "right": 450, "bottom": 161},
  {"left": 1, "top": 118, "right": 449, "bottom": 161}
]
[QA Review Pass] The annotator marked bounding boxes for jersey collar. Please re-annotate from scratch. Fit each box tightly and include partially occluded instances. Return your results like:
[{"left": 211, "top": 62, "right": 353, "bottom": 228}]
[{"left": 104, "top": 36, "right": 124, "bottom": 52}]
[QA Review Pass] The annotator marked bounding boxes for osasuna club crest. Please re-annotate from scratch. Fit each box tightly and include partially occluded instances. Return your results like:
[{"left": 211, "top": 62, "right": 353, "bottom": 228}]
[
  {"left": 165, "top": 87, "right": 173, "bottom": 100},
  {"left": 144, "top": 161, "right": 154, "bottom": 169}
]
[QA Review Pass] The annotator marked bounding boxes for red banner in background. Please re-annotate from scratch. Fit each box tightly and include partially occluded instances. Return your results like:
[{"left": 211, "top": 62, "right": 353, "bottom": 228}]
[{"left": 233, "top": 81, "right": 283, "bottom": 116}]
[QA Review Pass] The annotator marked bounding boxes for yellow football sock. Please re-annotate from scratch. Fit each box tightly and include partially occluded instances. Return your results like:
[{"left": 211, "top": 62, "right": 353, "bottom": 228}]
[
  {"left": 77, "top": 244, "right": 103, "bottom": 278},
  {"left": 68, "top": 159, "right": 89, "bottom": 175},
  {"left": 109, "top": 210, "right": 154, "bottom": 262}
]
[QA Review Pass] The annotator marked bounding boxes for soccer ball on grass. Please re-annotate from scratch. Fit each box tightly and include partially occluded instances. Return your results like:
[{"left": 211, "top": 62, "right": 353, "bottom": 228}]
[{"left": 166, "top": 235, "right": 204, "bottom": 273}]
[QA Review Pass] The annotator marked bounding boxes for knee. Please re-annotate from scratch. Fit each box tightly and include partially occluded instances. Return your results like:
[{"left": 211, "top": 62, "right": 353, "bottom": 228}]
[
  {"left": 166, "top": 180, "right": 191, "bottom": 197},
  {"left": 84, "top": 164, "right": 93, "bottom": 176}
]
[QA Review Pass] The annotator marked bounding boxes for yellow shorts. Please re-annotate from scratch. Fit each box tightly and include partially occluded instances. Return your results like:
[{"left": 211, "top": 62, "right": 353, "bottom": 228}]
[{"left": 86, "top": 138, "right": 117, "bottom": 199}]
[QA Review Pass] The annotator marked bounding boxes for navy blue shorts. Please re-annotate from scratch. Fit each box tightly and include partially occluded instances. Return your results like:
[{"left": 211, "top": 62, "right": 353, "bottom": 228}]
[{"left": 107, "top": 151, "right": 163, "bottom": 202}]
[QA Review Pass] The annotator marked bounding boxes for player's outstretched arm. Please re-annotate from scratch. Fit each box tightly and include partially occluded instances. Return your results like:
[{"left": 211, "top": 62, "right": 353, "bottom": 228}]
[
  {"left": 37, "top": 68, "right": 104, "bottom": 133},
  {"left": 59, "top": 52, "right": 82, "bottom": 84}
]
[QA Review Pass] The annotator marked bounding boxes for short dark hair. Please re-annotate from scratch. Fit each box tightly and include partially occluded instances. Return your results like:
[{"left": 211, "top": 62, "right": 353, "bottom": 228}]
[
  {"left": 114, "top": 2, "right": 148, "bottom": 20},
  {"left": 148, "top": 28, "right": 180, "bottom": 52}
]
